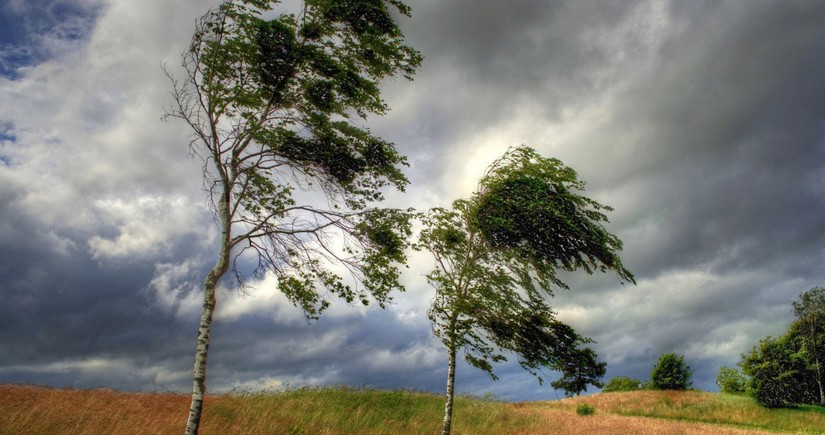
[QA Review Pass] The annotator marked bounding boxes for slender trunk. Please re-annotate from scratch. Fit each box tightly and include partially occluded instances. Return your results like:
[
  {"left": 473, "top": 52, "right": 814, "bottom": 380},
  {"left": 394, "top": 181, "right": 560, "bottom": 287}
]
[
  {"left": 440, "top": 341, "right": 457, "bottom": 435},
  {"left": 816, "top": 356, "right": 825, "bottom": 406},
  {"left": 184, "top": 269, "right": 218, "bottom": 435},
  {"left": 810, "top": 322, "right": 825, "bottom": 407},
  {"left": 185, "top": 192, "right": 231, "bottom": 435}
]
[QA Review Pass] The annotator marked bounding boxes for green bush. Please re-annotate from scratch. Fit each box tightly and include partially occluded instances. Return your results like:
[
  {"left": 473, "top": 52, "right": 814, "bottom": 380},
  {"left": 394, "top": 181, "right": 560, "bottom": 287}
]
[
  {"left": 740, "top": 335, "right": 818, "bottom": 407},
  {"left": 576, "top": 403, "right": 595, "bottom": 416},
  {"left": 601, "top": 376, "right": 642, "bottom": 392},
  {"left": 651, "top": 353, "right": 693, "bottom": 390},
  {"left": 716, "top": 366, "right": 747, "bottom": 394}
]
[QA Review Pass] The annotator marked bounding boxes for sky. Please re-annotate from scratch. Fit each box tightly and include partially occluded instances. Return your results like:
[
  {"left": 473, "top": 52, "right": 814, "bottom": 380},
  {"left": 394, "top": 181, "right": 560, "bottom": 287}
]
[{"left": 1, "top": 0, "right": 825, "bottom": 402}]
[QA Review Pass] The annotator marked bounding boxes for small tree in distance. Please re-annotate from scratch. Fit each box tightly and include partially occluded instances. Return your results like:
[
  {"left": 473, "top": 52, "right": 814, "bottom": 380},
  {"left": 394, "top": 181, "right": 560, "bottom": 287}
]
[
  {"left": 650, "top": 353, "right": 693, "bottom": 390},
  {"left": 716, "top": 366, "right": 746, "bottom": 394},
  {"left": 601, "top": 376, "right": 643, "bottom": 393},
  {"left": 551, "top": 346, "right": 607, "bottom": 397}
]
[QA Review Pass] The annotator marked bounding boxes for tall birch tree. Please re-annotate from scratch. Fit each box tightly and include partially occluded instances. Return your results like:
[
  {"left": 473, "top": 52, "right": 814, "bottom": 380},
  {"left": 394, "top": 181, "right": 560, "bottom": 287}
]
[
  {"left": 165, "top": 1, "right": 421, "bottom": 433},
  {"left": 417, "top": 146, "right": 633, "bottom": 435}
]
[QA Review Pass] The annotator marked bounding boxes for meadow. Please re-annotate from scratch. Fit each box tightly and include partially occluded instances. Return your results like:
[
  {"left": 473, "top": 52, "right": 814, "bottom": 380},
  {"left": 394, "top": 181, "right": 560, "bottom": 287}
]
[{"left": 2, "top": 384, "right": 824, "bottom": 434}]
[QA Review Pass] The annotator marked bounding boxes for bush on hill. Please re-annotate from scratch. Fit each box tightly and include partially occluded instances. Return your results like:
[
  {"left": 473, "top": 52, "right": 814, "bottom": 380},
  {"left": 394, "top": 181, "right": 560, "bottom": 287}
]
[
  {"left": 602, "top": 376, "right": 643, "bottom": 392},
  {"left": 650, "top": 353, "right": 693, "bottom": 391},
  {"left": 716, "top": 366, "right": 747, "bottom": 394}
]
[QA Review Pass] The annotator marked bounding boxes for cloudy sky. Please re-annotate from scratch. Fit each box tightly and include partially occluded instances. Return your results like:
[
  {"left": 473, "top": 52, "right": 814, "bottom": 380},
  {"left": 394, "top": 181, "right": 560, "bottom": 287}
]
[{"left": 2, "top": 0, "right": 825, "bottom": 402}]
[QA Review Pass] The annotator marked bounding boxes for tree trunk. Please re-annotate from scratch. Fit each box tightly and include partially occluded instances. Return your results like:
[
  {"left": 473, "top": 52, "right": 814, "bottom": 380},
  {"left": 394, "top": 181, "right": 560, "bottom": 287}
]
[
  {"left": 185, "top": 192, "right": 231, "bottom": 435},
  {"left": 816, "top": 356, "right": 825, "bottom": 406},
  {"left": 184, "top": 270, "right": 218, "bottom": 435},
  {"left": 440, "top": 341, "right": 457, "bottom": 435},
  {"left": 810, "top": 322, "right": 825, "bottom": 407}
]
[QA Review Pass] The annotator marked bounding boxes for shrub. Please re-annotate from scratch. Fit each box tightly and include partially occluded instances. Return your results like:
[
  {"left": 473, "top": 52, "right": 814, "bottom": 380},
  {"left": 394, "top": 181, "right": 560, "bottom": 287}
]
[
  {"left": 576, "top": 403, "right": 595, "bottom": 416},
  {"left": 601, "top": 376, "right": 642, "bottom": 392},
  {"left": 716, "top": 366, "right": 747, "bottom": 394},
  {"left": 650, "top": 353, "right": 693, "bottom": 390}
]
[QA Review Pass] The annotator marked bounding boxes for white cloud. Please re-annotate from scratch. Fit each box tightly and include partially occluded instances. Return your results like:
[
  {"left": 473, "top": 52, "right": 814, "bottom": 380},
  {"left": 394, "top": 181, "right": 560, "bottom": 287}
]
[
  {"left": 88, "top": 194, "right": 209, "bottom": 259},
  {"left": 356, "top": 342, "right": 442, "bottom": 375},
  {"left": 0, "top": 357, "right": 131, "bottom": 374},
  {"left": 215, "top": 272, "right": 310, "bottom": 324},
  {"left": 147, "top": 260, "right": 203, "bottom": 318}
]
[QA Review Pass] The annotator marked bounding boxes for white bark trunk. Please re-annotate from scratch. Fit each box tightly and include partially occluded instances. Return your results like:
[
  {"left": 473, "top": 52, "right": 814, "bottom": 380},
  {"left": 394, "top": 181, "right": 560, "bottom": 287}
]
[
  {"left": 185, "top": 191, "right": 231, "bottom": 435},
  {"left": 184, "top": 272, "right": 218, "bottom": 435},
  {"left": 440, "top": 340, "right": 457, "bottom": 435}
]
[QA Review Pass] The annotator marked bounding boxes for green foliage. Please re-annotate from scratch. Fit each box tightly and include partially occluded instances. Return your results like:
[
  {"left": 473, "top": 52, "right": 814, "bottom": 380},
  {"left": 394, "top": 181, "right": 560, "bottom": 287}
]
[
  {"left": 650, "top": 353, "right": 693, "bottom": 391},
  {"left": 740, "top": 334, "right": 818, "bottom": 408},
  {"left": 738, "top": 287, "right": 825, "bottom": 408},
  {"left": 716, "top": 366, "right": 747, "bottom": 394},
  {"left": 169, "top": 0, "right": 422, "bottom": 316},
  {"left": 792, "top": 286, "right": 825, "bottom": 405},
  {"left": 551, "top": 347, "right": 607, "bottom": 397},
  {"left": 471, "top": 147, "right": 634, "bottom": 285},
  {"left": 601, "top": 376, "right": 643, "bottom": 393},
  {"left": 575, "top": 403, "right": 595, "bottom": 416},
  {"left": 417, "top": 145, "right": 631, "bottom": 390}
]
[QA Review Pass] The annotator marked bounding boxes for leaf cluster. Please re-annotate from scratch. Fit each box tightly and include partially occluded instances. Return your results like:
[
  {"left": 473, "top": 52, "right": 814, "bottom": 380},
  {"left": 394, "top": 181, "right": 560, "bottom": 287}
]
[{"left": 472, "top": 146, "right": 634, "bottom": 285}]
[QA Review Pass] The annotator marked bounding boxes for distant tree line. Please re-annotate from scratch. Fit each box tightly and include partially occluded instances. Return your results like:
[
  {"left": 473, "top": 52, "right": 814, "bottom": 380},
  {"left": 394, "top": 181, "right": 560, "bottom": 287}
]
[{"left": 602, "top": 353, "right": 693, "bottom": 392}]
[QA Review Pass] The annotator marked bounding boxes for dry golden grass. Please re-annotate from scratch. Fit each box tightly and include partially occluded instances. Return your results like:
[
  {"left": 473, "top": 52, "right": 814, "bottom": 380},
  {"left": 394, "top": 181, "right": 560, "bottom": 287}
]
[
  {"left": 0, "top": 384, "right": 194, "bottom": 434},
  {"left": 2, "top": 385, "right": 824, "bottom": 434},
  {"left": 511, "top": 392, "right": 779, "bottom": 435},
  {"left": 0, "top": 384, "right": 528, "bottom": 434}
]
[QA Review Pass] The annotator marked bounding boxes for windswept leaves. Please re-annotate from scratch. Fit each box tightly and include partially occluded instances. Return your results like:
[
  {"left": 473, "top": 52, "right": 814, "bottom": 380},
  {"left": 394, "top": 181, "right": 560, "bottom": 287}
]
[
  {"left": 472, "top": 146, "right": 634, "bottom": 283},
  {"left": 171, "top": 0, "right": 421, "bottom": 312},
  {"left": 418, "top": 145, "right": 629, "bottom": 399}
]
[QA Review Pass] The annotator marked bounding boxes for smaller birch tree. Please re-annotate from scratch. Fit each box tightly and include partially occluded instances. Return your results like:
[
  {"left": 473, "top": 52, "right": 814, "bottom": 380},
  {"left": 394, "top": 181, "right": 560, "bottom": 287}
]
[{"left": 417, "top": 146, "right": 634, "bottom": 435}]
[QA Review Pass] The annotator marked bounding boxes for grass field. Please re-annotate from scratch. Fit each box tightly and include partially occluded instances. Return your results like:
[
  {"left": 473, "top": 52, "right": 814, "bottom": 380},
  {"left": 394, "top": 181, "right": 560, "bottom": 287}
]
[{"left": 1, "top": 384, "right": 824, "bottom": 434}]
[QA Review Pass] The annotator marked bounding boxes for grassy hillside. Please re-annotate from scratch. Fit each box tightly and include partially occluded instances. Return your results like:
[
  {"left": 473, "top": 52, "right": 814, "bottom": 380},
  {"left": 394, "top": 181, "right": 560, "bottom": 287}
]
[
  {"left": 524, "top": 390, "right": 825, "bottom": 434},
  {"left": 1, "top": 385, "right": 824, "bottom": 434}
]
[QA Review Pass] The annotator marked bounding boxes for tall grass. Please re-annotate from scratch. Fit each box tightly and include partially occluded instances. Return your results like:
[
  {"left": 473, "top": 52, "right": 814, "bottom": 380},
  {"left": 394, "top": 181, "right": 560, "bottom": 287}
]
[
  {"left": 0, "top": 385, "right": 534, "bottom": 435},
  {"left": 3, "top": 385, "right": 825, "bottom": 434}
]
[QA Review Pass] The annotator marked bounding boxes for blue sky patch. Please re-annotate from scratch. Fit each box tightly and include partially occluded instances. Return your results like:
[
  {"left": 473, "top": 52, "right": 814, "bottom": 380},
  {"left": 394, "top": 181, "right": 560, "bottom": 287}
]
[{"left": 0, "top": 1, "right": 101, "bottom": 79}]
